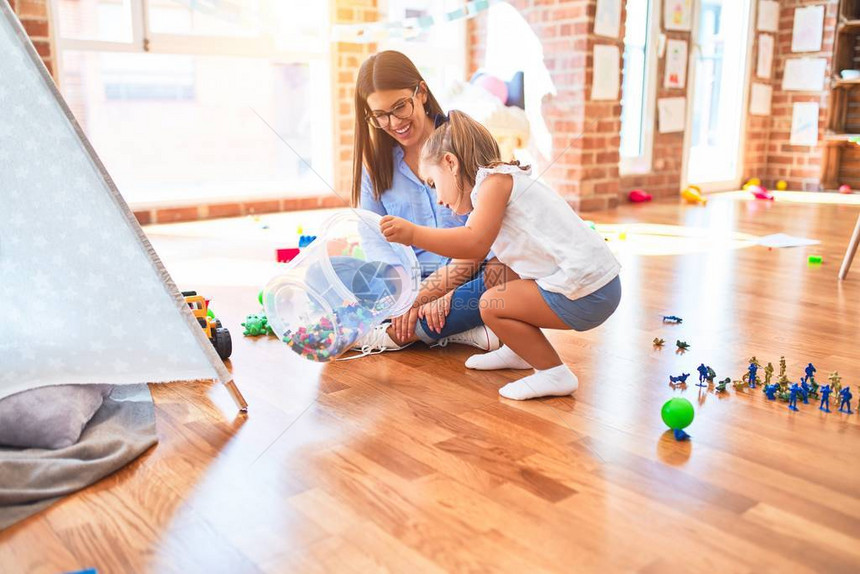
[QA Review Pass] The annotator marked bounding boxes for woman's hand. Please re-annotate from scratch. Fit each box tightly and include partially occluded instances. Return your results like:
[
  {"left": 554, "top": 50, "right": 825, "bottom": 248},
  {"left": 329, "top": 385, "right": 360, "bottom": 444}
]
[
  {"left": 380, "top": 215, "right": 415, "bottom": 245},
  {"left": 390, "top": 306, "right": 420, "bottom": 343},
  {"left": 418, "top": 290, "right": 453, "bottom": 334}
]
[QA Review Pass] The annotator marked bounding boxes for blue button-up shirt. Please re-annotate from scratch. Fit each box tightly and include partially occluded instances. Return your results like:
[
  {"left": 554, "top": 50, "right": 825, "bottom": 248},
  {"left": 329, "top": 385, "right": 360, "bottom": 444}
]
[{"left": 360, "top": 146, "right": 467, "bottom": 277}]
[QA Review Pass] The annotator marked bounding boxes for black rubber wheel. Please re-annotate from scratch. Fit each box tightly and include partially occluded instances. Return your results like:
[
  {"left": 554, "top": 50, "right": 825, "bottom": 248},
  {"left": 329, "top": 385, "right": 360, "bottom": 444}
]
[{"left": 213, "top": 327, "right": 232, "bottom": 360}]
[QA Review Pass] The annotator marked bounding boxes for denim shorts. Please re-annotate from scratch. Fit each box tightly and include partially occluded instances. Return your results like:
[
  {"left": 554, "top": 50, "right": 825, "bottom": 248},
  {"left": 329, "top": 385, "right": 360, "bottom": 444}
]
[{"left": 538, "top": 275, "right": 621, "bottom": 331}]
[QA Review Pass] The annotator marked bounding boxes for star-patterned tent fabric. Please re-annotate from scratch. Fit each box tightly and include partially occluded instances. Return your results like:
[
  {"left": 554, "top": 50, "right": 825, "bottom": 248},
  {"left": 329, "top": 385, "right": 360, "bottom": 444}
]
[{"left": 0, "top": 4, "right": 231, "bottom": 401}]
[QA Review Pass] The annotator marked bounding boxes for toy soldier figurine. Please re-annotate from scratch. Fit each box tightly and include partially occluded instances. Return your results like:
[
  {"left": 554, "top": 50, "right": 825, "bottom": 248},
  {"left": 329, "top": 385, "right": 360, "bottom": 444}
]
[
  {"left": 838, "top": 387, "right": 853, "bottom": 414},
  {"left": 803, "top": 362, "right": 817, "bottom": 384},
  {"left": 820, "top": 385, "right": 833, "bottom": 413},
  {"left": 828, "top": 372, "right": 842, "bottom": 395},
  {"left": 778, "top": 356, "right": 789, "bottom": 384},
  {"left": 715, "top": 378, "right": 730, "bottom": 393},
  {"left": 764, "top": 362, "right": 774, "bottom": 386},
  {"left": 788, "top": 383, "right": 801, "bottom": 411}
]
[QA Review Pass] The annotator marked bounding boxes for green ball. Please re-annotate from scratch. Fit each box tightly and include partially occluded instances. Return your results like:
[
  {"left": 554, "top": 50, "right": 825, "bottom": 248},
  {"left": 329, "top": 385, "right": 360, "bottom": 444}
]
[
  {"left": 258, "top": 290, "right": 263, "bottom": 306},
  {"left": 661, "top": 397, "right": 694, "bottom": 430}
]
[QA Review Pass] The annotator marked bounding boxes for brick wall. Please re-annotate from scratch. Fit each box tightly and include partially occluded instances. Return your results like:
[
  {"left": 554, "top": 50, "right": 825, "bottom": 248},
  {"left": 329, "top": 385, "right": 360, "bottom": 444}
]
[
  {"left": 332, "top": 0, "right": 380, "bottom": 196},
  {"left": 619, "top": 6, "right": 691, "bottom": 201},
  {"left": 744, "top": 0, "right": 839, "bottom": 191},
  {"left": 468, "top": 0, "right": 626, "bottom": 211},
  {"left": 8, "top": 0, "right": 55, "bottom": 80}
]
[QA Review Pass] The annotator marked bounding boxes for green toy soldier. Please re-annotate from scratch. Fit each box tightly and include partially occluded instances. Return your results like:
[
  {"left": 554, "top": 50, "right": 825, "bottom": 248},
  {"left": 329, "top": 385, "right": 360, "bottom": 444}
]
[
  {"left": 706, "top": 366, "right": 717, "bottom": 383},
  {"left": 715, "top": 378, "right": 730, "bottom": 393}
]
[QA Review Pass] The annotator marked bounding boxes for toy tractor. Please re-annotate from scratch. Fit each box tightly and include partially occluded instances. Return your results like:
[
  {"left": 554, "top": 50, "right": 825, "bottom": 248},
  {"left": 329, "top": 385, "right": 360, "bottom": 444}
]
[{"left": 182, "top": 291, "right": 232, "bottom": 360}]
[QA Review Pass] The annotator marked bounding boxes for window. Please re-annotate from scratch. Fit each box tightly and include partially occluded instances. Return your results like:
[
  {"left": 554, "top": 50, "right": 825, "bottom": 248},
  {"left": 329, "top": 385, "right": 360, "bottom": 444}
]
[
  {"left": 378, "top": 0, "right": 468, "bottom": 98},
  {"left": 51, "top": 0, "right": 332, "bottom": 208},
  {"left": 619, "top": 0, "right": 659, "bottom": 175}
]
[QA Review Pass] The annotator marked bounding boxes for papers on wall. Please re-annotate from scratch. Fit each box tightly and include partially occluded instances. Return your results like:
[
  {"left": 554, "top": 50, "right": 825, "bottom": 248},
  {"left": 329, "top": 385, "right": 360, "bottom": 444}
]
[
  {"left": 658, "top": 97, "right": 686, "bottom": 133},
  {"left": 756, "top": 34, "right": 774, "bottom": 78},
  {"left": 594, "top": 0, "right": 622, "bottom": 38},
  {"left": 791, "top": 5, "right": 824, "bottom": 53},
  {"left": 782, "top": 58, "right": 826, "bottom": 91},
  {"left": 757, "top": 1, "right": 779, "bottom": 33},
  {"left": 664, "top": 39, "right": 688, "bottom": 89},
  {"left": 789, "top": 102, "right": 820, "bottom": 146},
  {"left": 750, "top": 83, "right": 772, "bottom": 116},
  {"left": 591, "top": 44, "right": 620, "bottom": 100},
  {"left": 664, "top": 0, "right": 692, "bottom": 31}
]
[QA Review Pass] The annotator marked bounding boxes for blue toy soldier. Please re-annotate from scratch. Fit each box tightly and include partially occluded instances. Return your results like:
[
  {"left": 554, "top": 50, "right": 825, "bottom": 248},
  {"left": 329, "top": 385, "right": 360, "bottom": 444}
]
[
  {"left": 838, "top": 387, "right": 853, "bottom": 414},
  {"left": 798, "top": 381, "right": 809, "bottom": 404},
  {"left": 764, "top": 384, "right": 778, "bottom": 401},
  {"left": 819, "top": 385, "right": 832, "bottom": 413},
  {"left": 803, "top": 362, "right": 816, "bottom": 384},
  {"left": 747, "top": 362, "right": 759, "bottom": 389},
  {"left": 788, "top": 383, "right": 800, "bottom": 411},
  {"left": 696, "top": 364, "right": 709, "bottom": 388}
]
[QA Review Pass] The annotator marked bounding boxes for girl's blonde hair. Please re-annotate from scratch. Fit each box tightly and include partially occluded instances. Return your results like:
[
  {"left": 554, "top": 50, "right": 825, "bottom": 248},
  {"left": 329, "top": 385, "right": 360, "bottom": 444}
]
[{"left": 421, "top": 110, "right": 528, "bottom": 191}]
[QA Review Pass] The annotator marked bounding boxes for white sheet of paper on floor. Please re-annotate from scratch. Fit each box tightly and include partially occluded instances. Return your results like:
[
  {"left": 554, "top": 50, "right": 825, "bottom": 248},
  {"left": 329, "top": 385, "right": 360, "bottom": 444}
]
[
  {"left": 782, "top": 58, "right": 826, "bottom": 91},
  {"left": 750, "top": 83, "right": 772, "bottom": 116},
  {"left": 664, "top": 0, "right": 692, "bottom": 31},
  {"left": 591, "top": 44, "right": 620, "bottom": 101},
  {"left": 0, "top": 5, "right": 238, "bottom": 405},
  {"left": 756, "top": 233, "right": 821, "bottom": 248},
  {"left": 756, "top": 34, "right": 774, "bottom": 78},
  {"left": 594, "top": 0, "right": 621, "bottom": 38},
  {"left": 663, "top": 39, "right": 688, "bottom": 89},
  {"left": 757, "top": 1, "right": 779, "bottom": 32},
  {"left": 789, "top": 102, "right": 820, "bottom": 146},
  {"left": 791, "top": 4, "right": 824, "bottom": 53},
  {"left": 657, "top": 97, "right": 686, "bottom": 133}
]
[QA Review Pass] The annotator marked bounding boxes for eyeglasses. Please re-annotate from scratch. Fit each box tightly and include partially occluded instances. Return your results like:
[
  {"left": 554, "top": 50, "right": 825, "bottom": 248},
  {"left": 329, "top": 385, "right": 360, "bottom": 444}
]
[{"left": 366, "top": 86, "right": 419, "bottom": 129}]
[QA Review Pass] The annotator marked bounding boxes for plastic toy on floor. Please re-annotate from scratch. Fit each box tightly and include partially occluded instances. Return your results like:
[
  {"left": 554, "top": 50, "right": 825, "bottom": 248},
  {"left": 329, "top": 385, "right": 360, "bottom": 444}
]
[
  {"left": 749, "top": 185, "right": 774, "bottom": 200},
  {"left": 628, "top": 189, "right": 652, "bottom": 203},
  {"left": 661, "top": 397, "right": 694, "bottom": 441},
  {"left": 662, "top": 315, "right": 683, "bottom": 324},
  {"left": 819, "top": 385, "right": 833, "bottom": 412},
  {"left": 262, "top": 210, "right": 420, "bottom": 362},
  {"left": 681, "top": 185, "right": 707, "bottom": 205},
  {"left": 838, "top": 387, "right": 853, "bottom": 414},
  {"left": 242, "top": 313, "right": 274, "bottom": 337},
  {"left": 182, "top": 291, "right": 232, "bottom": 360}
]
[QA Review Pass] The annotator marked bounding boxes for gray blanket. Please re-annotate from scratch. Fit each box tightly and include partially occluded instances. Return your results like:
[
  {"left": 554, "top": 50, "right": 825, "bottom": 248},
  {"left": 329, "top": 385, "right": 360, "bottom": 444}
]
[{"left": 0, "top": 384, "right": 158, "bottom": 531}]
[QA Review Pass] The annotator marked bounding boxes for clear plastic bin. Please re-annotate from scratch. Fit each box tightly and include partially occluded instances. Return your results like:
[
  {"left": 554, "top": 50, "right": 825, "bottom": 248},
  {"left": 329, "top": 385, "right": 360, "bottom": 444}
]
[{"left": 262, "top": 210, "right": 420, "bottom": 361}]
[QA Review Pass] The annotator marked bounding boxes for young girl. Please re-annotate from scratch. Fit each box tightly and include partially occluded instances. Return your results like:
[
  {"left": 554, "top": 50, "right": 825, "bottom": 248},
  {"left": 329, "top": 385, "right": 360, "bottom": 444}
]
[{"left": 380, "top": 111, "right": 621, "bottom": 400}]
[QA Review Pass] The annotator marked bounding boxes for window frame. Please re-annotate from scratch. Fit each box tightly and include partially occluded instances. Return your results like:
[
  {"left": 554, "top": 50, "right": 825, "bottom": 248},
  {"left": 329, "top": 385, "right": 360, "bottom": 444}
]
[{"left": 619, "top": 0, "right": 660, "bottom": 176}]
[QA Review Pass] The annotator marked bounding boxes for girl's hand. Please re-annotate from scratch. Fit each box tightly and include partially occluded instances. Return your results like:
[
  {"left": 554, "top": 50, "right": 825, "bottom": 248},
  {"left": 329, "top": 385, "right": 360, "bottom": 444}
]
[
  {"left": 390, "top": 306, "right": 420, "bottom": 342},
  {"left": 380, "top": 215, "right": 415, "bottom": 245},
  {"left": 418, "top": 291, "right": 453, "bottom": 334}
]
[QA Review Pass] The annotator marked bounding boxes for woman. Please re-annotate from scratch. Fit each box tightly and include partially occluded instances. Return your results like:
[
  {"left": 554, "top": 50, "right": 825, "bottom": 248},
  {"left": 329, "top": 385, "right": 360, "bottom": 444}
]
[{"left": 350, "top": 50, "right": 509, "bottom": 355}]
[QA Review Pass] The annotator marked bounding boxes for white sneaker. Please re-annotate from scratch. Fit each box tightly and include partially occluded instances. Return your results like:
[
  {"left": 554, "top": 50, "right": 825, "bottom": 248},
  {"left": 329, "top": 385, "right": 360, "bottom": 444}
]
[
  {"left": 341, "top": 323, "right": 412, "bottom": 360},
  {"left": 435, "top": 325, "right": 500, "bottom": 351}
]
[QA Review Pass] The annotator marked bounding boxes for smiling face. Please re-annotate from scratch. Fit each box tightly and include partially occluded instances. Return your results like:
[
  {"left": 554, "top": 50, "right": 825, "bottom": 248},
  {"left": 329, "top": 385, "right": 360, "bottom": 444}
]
[
  {"left": 366, "top": 86, "right": 432, "bottom": 151},
  {"left": 419, "top": 154, "right": 472, "bottom": 215}
]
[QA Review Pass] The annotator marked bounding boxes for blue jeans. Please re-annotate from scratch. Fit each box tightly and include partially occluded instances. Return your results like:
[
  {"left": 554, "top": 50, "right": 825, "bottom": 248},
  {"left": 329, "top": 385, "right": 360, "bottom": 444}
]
[{"left": 414, "top": 269, "right": 487, "bottom": 343}]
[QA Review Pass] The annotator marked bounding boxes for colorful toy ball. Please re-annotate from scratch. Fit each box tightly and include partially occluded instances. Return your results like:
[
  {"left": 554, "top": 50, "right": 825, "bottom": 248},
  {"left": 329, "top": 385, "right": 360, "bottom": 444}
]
[
  {"left": 628, "top": 189, "right": 652, "bottom": 203},
  {"left": 839, "top": 184, "right": 853, "bottom": 194},
  {"left": 661, "top": 397, "right": 694, "bottom": 441},
  {"left": 776, "top": 180, "right": 788, "bottom": 191}
]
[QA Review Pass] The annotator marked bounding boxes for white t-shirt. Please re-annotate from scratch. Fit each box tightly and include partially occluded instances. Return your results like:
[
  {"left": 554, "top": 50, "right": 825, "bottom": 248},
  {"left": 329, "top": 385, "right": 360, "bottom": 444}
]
[{"left": 467, "top": 164, "right": 621, "bottom": 300}]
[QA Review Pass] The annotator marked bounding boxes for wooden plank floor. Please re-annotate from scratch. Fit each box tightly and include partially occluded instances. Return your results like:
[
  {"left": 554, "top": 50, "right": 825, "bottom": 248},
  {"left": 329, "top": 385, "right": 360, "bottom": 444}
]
[{"left": 2, "top": 192, "right": 859, "bottom": 573}]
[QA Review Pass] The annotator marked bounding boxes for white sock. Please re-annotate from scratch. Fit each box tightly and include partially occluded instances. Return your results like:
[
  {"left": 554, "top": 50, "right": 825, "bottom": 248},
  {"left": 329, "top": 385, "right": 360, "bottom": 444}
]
[
  {"left": 499, "top": 365, "right": 579, "bottom": 400},
  {"left": 465, "top": 345, "right": 532, "bottom": 370}
]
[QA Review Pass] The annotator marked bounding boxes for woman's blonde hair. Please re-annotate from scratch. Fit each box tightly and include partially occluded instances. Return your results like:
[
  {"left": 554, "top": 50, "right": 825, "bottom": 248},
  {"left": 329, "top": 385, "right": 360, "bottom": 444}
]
[{"left": 421, "top": 110, "right": 528, "bottom": 192}]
